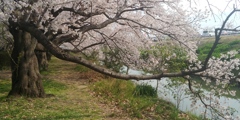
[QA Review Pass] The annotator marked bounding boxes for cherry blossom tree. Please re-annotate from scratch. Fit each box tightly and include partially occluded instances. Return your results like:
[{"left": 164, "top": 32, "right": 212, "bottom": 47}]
[
  {"left": 1, "top": 0, "right": 240, "bottom": 119},
  {"left": 0, "top": 0, "right": 199, "bottom": 97}
]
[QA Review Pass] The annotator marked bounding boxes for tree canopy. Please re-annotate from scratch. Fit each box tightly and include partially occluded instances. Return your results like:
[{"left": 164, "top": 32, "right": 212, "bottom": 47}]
[{"left": 1, "top": 0, "right": 202, "bottom": 79}]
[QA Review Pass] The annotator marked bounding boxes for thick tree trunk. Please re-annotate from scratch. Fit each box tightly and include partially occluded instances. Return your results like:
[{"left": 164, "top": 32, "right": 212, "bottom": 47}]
[{"left": 8, "top": 29, "right": 45, "bottom": 97}]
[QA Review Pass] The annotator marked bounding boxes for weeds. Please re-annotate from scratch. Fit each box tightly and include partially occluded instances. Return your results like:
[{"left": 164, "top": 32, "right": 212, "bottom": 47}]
[
  {"left": 90, "top": 79, "right": 201, "bottom": 119},
  {"left": 133, "top": 84, "right": 157, "bottom": 97}
]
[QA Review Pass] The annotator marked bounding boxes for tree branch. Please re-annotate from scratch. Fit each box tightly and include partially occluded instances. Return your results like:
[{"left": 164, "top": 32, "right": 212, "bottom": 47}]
[
  {"left": 52, "top": 33, "right": 79, "bottom": 45},
  {"left": 17, "top": 21, "right": 210, "bottom": 80},
  {"left": 79, "top": 41, "right": 105, "bottom": 52},
  {"left": 51, "top": 7, "right": 103, "bottom": 18},
  {"left": 202, "top": 9, "right": 240, "bottom": 69}
]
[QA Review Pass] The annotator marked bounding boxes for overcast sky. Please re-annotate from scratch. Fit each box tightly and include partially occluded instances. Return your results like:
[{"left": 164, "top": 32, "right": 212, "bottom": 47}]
[{"left": 186, "top": 0, "right": 240, "bottom": 32}]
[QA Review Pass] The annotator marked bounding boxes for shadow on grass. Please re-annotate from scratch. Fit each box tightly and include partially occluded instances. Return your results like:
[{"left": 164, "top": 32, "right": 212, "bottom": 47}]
[
  {"left": 0, "top": 78, "right": 68, "bottom": 99},
  {"left": 0, "top": 79, "right": 11, "bottom": 93}
]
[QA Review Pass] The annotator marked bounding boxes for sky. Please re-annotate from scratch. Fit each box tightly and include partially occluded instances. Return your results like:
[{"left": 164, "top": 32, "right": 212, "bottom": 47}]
[
  {"left": 185, "top": 0, "right": 240, "bottom": 33},
  {"left": 195, "top": 0, "right": 240, "bottom": 29}
]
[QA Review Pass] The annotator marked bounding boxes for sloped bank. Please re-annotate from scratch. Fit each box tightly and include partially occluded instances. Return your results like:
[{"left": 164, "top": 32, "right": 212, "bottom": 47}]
[{"left": 90, "top": 78, "right": 201, "bottom": 120}]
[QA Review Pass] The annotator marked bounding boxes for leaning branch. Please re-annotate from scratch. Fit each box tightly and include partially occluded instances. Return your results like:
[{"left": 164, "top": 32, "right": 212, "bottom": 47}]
[
  {"left": 17, "top": 21, "right": 210, "bottom": 80},
  {"left": 202, "top": 9, "right": 240, "bottom": 69}
]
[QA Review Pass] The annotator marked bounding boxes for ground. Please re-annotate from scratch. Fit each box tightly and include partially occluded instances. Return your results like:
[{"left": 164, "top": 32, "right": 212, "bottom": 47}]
[
  {"left": 45, "top": 58, "right": 134, "bottom": 120},
  {"left": 0, "top": 57, "right": 199, "bottom": 120},
  {"left": 0, "top": 57, "right": 134, "bottom": 120}
]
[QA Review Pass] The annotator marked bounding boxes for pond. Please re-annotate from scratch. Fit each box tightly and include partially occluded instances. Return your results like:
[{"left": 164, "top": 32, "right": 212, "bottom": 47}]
[{"left": 124, "top": 68, "right": 240, "bottom": 119}]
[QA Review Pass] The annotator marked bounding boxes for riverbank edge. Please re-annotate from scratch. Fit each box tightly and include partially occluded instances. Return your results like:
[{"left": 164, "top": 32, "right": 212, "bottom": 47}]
[{"left": 90, "top": 78, "right": 202, "bottom": 120}]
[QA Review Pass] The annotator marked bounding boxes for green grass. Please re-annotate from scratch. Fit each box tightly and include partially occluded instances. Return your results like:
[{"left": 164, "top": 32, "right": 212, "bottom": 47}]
[
  {"left": 0, "top": 79, "right": 11, "bottom": 93},
  {"left": 74, "top": 65, "right": 90, "bottom": 73},
  {"left": 43, "top": 79, "right": 68, "bottom": 95},
  {"left": 0, "top": 57, "right": 201, "bottom": 120},
  {"left": 0, "top": 98, "right": 95, "bottom": 120},
  {"left": 198, "top": 35, "right": 240, "bottom": 60},
  {"left": 90, "top": 79, "right": 201, "bottom": 120},
  {"left": 197, "top": 39, "right": 240, "bottom": 61},
  {"left": 0, "top": 79, "right": 11, "bottom": 101},
  {"left": 0, "top": 57, "right": 110, "bottom": 120},
  {"left": 0, "top": 78, "right": 103, "bottom": 120},
  {"left": 199, "top": 35, "right": 240, "bottom": 46}
]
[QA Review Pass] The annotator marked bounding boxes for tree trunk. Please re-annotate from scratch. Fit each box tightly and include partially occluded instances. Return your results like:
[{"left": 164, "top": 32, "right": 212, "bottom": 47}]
[
  {"left": 35, "top": 43, "right": 48, "bottom": 71},
  {"left": 35, "top": 51, "right": 48, "bottom": 71},
  {"left": 8, "top": 29, "right": 45, "bottom": 97}
]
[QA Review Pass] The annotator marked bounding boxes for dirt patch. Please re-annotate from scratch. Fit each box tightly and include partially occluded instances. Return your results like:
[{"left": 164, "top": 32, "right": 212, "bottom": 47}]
[
  {"left": 44, "top": 58, "right": 134, "bottom": 119},
  {"left": 0, "top": 70, "right": 11, "bottom": 80}
]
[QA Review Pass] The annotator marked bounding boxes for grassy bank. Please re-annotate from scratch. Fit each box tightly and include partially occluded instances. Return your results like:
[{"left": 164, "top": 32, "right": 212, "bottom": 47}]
[
  {"left": 0, "top": 79, "right": 105, "bottom": 120},
  {"left": 0, "top": 57, "right": 201, "bottom": 119},
  {"left": 197, "top": 36, "right": 240, "bottom": 61},
  {"left": 0, "top": 57, "right": 110, "bottom": 120},
  {"left": 90, "top": 79, "right": 201, "bottom": 120}
]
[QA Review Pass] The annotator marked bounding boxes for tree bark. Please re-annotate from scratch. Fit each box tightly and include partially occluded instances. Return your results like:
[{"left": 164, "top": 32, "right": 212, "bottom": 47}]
[
  {"left": 35, "top": 51, "right": 48, "bottom": 71},
  {"left": 35, "top": 43, "right": 49, "bottom": 71},
  {"left": 8, "top": 28, "right": 45, "bottom": 97}
]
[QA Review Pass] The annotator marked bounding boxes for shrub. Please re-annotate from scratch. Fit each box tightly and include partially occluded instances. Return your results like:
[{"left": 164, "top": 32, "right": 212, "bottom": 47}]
[{"left": 133, "top": 84, "right": 157, "bottom": 97}]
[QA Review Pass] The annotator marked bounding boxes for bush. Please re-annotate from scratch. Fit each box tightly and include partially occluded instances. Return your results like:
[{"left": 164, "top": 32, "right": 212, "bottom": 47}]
[
  {"left": 133, "top": 84, "right": 157, "bottom": 97},
  {"left": 0, "top": 51, "right": 11, "bottom": 70}
]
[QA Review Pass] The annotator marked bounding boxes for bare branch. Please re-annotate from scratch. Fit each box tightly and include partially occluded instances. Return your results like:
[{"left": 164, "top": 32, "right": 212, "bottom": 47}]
[
  {"left": 51, "top": 7, "right": 103, "bottom": 18},
  {"left": 203, "top": 9, "right": 240, "bottom": 69},
  {"left": 79, "top": 41, "right": 105, "bottom": 52},
  {"left": 184, "top": 76, "right": 226, "bottom": 119},
  {"left": 116, "top": 6, "right": 152, "bottom": 17}
]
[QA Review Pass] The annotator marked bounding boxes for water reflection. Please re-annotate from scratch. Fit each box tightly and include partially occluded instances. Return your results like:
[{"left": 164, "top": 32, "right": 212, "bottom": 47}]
[{"left": 125, "top": 68, "right": 240, "bottom": 119}]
